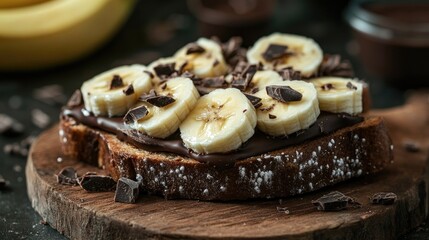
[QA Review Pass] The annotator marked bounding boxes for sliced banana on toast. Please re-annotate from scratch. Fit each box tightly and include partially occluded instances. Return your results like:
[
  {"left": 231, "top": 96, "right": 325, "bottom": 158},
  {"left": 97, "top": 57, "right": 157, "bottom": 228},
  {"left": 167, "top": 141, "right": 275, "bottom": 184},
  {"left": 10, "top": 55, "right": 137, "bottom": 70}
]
[
  {"left": 124, "top": 77, "right": 200, "bottom": 139},
  {"left": 174, "top": 38, "right": 229, "bottom": 78},
  {"left": 81, "top": 65, "right": 153, "bottom": 117},
  {"left": 180, "top": 88, "right": 257, "bottom": 154},
  {"left": 253, "top": 80, "right": 320, "bottom": 136},
  {"left": 310, "top": 77, "right": 363, "bottom": 115},
  {"left": 247, "top": 33, "right": 323, "bottom": 77}
]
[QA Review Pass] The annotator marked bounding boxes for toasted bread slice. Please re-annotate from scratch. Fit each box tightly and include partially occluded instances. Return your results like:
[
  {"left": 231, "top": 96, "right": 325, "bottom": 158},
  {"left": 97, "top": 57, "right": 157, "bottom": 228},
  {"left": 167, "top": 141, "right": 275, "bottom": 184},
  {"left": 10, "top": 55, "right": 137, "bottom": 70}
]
[{"left": 60, "top": 115, "right": 392, "bottom": 200}]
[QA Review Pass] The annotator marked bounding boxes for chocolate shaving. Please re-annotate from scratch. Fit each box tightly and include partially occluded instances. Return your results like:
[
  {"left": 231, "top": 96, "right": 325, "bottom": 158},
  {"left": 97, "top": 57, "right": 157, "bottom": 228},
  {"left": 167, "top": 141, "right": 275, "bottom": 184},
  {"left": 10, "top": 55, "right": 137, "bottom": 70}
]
[
  {"left": 201, "top": 76, "right": 226, "bottom": 88},
  {"left": 269, "top": 114, "right": 277, "bottom": 119},
  {"left": 213, "top": 59, "right": 219, "bottom": 67},
  {"left": 147, "top": 96, "right": 175, "bottom": 107},
  {"left": 186, "top": 43, "right": 206, "bottom": 55},
  {"left": 312, "top": 191, "right": 359, "bottom": 211},
  {"left": 244, "top": 94, "right": 262, "bottom": 109},
  {"left": 317, "top": 54, "right": 354, "bottom": 78},
  {"left": 178, "top": 61, "right": 188, "bottom": 74},
  {"left": 403, "top": 140, "right": 421, "bottom": 153},
  {"left": 214, "top": 36, "right": 247, "bottom": 68},
  {"left": 262, "top": 44, "right": 290, "bottom": 62},
  {"left": 110, "top": 75, "right": 124, "bottom": 90},
  {"left": 124, "top": 106, "right": 149, "bottom": 124},
  {"left": 278, "top": 67, "right": 301, "bottom": 80},
  {"left": 321, "top": 83, "right": 334, "bottom": 91},
  {"left": 231, "top": 64, "right": 258, "bottom": 90},
  {"left": 114, "top": 177, "right": 140, "bottom": 203},
  {"left": 266, "top": 85, "right": 302, "bottom": 103},
  {"left": 371, "top": 192, "right": 397, "bottom": 205},
  {"left": 123, "top": 84, "right": 135, "bottom": 96},
  {"left": 56, "top": 167, "right": 79, "bottom": 186},
  {"left": 153, "top": 63, "right": 176, "bottom": 77},
  {"left": 346, "top": 81, "right": 357, "bottom": 90},
  {"left": 79, "top": 174, "right": 116, "bottom": 192},
  {"left": 67, "top": 89, "right": 83, "bottom": 107}
]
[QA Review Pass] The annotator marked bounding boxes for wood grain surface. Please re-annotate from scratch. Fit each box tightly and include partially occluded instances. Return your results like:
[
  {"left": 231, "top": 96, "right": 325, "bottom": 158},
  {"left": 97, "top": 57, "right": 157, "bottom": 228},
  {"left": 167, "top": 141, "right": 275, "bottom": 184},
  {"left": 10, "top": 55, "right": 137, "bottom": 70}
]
[{"left": 26, "top": 92, "right": 429, "bottom": 240}]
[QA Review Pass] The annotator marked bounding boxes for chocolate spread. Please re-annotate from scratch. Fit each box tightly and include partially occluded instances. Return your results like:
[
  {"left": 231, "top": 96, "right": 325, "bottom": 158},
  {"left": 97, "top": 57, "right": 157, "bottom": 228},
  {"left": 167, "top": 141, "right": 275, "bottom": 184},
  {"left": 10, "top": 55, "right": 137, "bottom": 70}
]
[{"left": 62, "top": 106, "right": 363, "bottom": 166}]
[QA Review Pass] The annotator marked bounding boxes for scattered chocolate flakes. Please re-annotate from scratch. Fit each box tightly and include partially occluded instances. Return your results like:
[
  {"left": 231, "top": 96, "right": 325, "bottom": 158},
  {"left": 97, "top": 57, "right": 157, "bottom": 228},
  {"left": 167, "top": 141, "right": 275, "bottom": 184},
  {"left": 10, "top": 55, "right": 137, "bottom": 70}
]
[
  {"left": 231, "top": 64, "right": 258, "bottom": 90},
  {"left": 33, "top": 84, "right": 67, "bottom": 106},
  {"left": 371, "top": 192, "right": 397, "bottom": 205},
  {"left": 0, "top": 114, "right": 24, "bottom": 137},
  {"left": 312, "top": 191, "right": 359, "bottom": 211},
  {"left": 262, "top": 44, "right": 290, "bottom": 62},
  {"left": 403, "top": 140, "right": 421, "bottom": 153},
  {"left": 266, "top": 85, "right": 302, "bottom": 103},
  {"left": 244, "top": 94, "right": 262, "bottom": 109},
  {"left": 201, "top": 76, "right": 226, "bottom": 88},
  {"left": 114, "top": 177, "right": 140, "bottom": 203},
  {"left": 56, "top": 167, "right": 78, "bottom": 186},
  {"left": 0, "top": 175, "right": 6, "bottom": 190},
  {"left": 110, "top": 75, "right": 124, "bottom": 89},
  {"left": 123, "top": 84, "right": 135, "bottom": 96},
  {"left": 79, "top": 174, "right": 116, "bottom": 192},
  {"left": 153, "top": 63, "right": 176, "bottom": 77},
  {"left": 269, "top": 114, "right": 277, "bottom": 119},
  {"left": 346, "top": 81, "right": 357, "bottom": 90},
  {"left": 321, "top": 83, "right": 334, "bottom": 91},
  {"left": 214, "top": 36, "right": 247, "bottom": 68},
  {"left": 31, "top": 109, "right": 50, "bottom": 129},
  {"left": 317, "top": 54, "right": 354, "bottom": 78},
  {"left": 186, "top": 43, "right": 206, "bottom": 55},
  {"left": 124, "top": 106, "right": 149, "bottom": 124},
  {"left": 278, "top": 67, "right": 301, "bottom": 80},
  {"left": 67, "top": 90, "right": 83, "bottom": 108}
]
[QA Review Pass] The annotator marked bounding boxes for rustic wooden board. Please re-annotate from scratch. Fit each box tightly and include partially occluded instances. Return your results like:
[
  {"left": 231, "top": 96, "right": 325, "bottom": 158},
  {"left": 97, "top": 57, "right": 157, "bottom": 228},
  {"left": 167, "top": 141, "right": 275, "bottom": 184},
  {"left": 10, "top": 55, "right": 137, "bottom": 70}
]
[{"left": 26, "top": 93, "right": 429, "bottom": 240}]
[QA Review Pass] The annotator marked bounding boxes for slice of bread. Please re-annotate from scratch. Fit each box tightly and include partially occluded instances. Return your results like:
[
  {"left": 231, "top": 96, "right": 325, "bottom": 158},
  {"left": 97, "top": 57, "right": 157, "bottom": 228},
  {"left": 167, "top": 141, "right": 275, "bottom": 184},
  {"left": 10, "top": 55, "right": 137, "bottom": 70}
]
[{"left": 60, "top": 115, "right": 392, "bottom": 200}]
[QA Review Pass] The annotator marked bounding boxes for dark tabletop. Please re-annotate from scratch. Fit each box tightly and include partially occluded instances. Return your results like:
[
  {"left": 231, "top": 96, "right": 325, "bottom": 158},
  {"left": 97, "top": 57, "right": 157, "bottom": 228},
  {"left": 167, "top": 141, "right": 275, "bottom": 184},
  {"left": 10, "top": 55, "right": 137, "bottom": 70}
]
[{"left": 0, "top": 0, "right": 426, "bottom": 239}]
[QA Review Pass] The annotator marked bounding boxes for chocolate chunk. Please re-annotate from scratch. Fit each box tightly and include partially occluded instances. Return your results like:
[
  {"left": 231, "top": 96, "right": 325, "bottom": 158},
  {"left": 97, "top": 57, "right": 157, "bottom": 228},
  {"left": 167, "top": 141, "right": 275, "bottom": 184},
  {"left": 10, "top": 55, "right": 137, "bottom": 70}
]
[
  {"left": 317, "top": 54, "right": 354, "bottom": 78},
  {"left": 278, "top": 67, "right": 301, "bottom": 80},
  {"left": 114, "top": 177, "right": 140, "bottom": 203},
  {"left": 153, "top": 63, "right": 176, "bottom": 77},
  {"left": 371, "top": 192, "right": 397, "bottom": 205},
  {"left": 33, "top": 84, "right": 67, "bottom": 106},
  {"left": 110, "top": 75, "right": 124, "bottom": 89},
  {"left": 31, "top": 109, "right": 50, "bottom": 129},
  {"left": 403, "top": 140, "right": 421, "bottom": 153},
  {"left": 67, "top": 90, "right": 83, "bottom": 107},
  {"left": 346, "top": 81, "right": 357, "bottom": 90},
  {"left": 79, "top": 174, "right": 116, "bottom": 192},
  {"left": 321, "top": 83, "right": 334, "bottom": 91},
  {"left": 266, "top": 85, "right": 302, "bottom": 103},
  {"left": 231, "top": 64, "right": 258, "bottom": 90},
  {"left": 124, "top": 106, "right": 149, "bottom": 124},
  {"left": 186, "top": 43, "right": 206, "bottom": 55},
  {"left": 0, "top": 114, "right": 24, "bottom": 137},
  {"left": 56, "top": 167, "right": 79, "bottom": 186},
  {"left": 312, "top": 191, "right": 357, "bottom": 211},
  {"left": 244, "top": 94, "right": 262, "bottom": 109},
  {"left": 123, "top": 84, "right": 135, "bottom": 96},
  {"left": 0, "top": 175, "right": 6, "bottom": 189},
  {"left": 139, "top": 90, "right": 175, "bottom": 107},
  {"left": 262, "top": 44, "right": 290, "bottom": 62},
  {"left": 201, "top": 76, "right": 225, "bottom": 88},
  {"left": 269, "top": 114, "right": 277, "bottom": 119},
  {"left": 215, "top": 36, "right": 246, "bottom": 67}
]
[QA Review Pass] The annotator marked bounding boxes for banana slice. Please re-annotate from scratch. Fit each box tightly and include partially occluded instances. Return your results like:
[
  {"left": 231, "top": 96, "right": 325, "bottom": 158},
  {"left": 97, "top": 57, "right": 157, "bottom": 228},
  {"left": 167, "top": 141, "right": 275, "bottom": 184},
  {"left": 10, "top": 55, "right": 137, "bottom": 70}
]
[
  {"left": 125, "top": 77, "right": 199, "bottom": 139},
  {"left": 310, "top": 77, "right": 363, "bottom": 115},
  {"left": 254, "top": 80, "right": 320, "bottom": 136},
  {"left": 174, "top": 38, "right": 229, "bottom": 78},
  {"left": 81, "top": 65, "right": 153, "bottom": 117},
  {"left": 180, "top": 88, "right": 257, "bottom": 154},
  {"left": 244, "top": 70, "right": 284, "bottom": 93},
  {"left": 247, "top": 33, "right": 323, "bottom": 77}
]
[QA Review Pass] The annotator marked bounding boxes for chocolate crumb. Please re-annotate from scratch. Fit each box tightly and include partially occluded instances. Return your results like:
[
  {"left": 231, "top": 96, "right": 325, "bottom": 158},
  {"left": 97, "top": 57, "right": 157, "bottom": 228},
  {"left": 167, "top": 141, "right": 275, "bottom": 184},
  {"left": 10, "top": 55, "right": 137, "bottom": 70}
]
[
  {"left": 201, "top": 76, "right": 225, "bottom": 88},
  {"left": 114, "top": 177, "right": 140, "bottom": 203},
  {"left": 346, "top": 81, "right": 357, "bottom": 90},
  {"left": 161, "top": 83, "right": 167, "bottom": 90},
  {"left": 79, "top": 174, "right": 116, "bottom": 192},
  {"left": 321, "top": 83, "right": 334, "bottom": 91},
  {"left": 312, "top": 191, "right": 358, "bottom": 211},
  {"left": 178, "top": 61, "right": 188, "bottom": 74},
  {"left": 243, "top": 109, "right": 247, "bottom": 113},
  {"left": 317, "top": 54, "right": 354, "bottom": 78},
  {"left": 110, "top": 75, "right": 124, "bottom": 89},
  {"left": 153, "top": 63, "right": 176, "bottom": 77},
  {"left": 56, "top": 167, "right": 79, "bottom": 186},
  {"left": 186, "top": 43, "right": 206, "bottom": 55},
  {"left": 403, "top": 140, "right": 421, "bottom": 153},
  {"left": 262, "top": 44, "right": 290, "bottom": 62},
  {"left": 123, "top": 84, "right": 135, "bottom": 96},
  {"left": 31, "top": 109, "right": 50, "bottom": 129},
  {"left": 244, "top": 94, "right": 262, "bottom": 109},
  {"left": 371, "top": 192, "right": 397, "bottom": 205},
  {"left": 266, "top": 85, "right": 302, "bottom": 103},
  {"left": 231, "top": 64, "right": 258, "bottom": 90},
  {"left": 124, "top": 106, "right": 149, "bottom": 124},
  {"left": 269, "top": 114, "right": 277, "bottom": 119},
  {"left": 250, "top": 87, "right": 259, "bottom": 94},
  {"left": 67, "top": 90, "right": 83, "bottom": 107},
  {"left": 147, "top": 95, "right": 175, "bottom": 107}
]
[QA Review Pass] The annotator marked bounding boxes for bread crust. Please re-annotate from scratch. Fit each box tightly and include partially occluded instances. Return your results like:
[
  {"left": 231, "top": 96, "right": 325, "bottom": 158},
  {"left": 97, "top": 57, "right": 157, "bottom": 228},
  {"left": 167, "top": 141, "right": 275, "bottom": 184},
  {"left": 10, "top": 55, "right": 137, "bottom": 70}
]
[{"left": 60, "top": 115, "right": 392, "bottom": 200}]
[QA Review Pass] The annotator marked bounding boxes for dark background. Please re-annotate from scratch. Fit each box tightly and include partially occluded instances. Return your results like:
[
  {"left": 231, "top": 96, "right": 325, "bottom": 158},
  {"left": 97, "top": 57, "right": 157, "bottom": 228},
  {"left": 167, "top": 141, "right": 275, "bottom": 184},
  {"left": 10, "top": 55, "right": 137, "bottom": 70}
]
[{"left": 0, "top": 0, "right": 425, "bottom": 239}]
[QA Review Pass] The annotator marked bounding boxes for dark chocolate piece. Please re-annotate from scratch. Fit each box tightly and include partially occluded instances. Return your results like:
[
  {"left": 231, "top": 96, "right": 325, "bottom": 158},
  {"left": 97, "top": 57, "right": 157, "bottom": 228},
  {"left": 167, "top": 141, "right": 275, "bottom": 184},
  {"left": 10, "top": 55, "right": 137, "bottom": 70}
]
[
  {"left": 278, "top": 67, "right": 301, "bottom": 80},
  {"left": 266, "top": 85, "right": 302, "bottom": 103},
  {"left": 33, "top": 84, "right": 67, "bottom": 106},
  {"left": 146, "top": 96, "right": 175, "bottom": 107},
  {"left": 153, "top": 63, "right": 176, "bottom": 77},
  {"left": 79, "top": 174, "right": 116, "bottom": 192},
  {"left": 114, "top": 177, "right": 140, "bottom": 203},
  {"left": 244, "top": 94, "right": 262, "bottom": 109},
  {"left": 31, "top": 109, "right": 50, "bottom": 129},
  {"left": 321, "top": 83, "right": 334, "bottom": 91},
  {"left": 201, "top": 77, "right": 225, "bottom": 88},
  {"left": 67, "top": 90, "right": 83, "bottom": 107},
  {"left": 317, "top": 54, "right": 354, "bottom": 78},
  {"left": 312, "top": 191, "right": 357, "bottom": 211},
  {"left": 124, "top": 106, "right": 149, "bottom": 124},
  {"left": 269, "top": 114, "right": 277, "bottom": 119},
  {"left": 110, "top": 75, "right": 124, "bottom": 89},
  {"left": 371, "top": 192, "right": 397, "bottom": 205},
  {"left": 123, "top": 84, "right": 135, "bottom": 96},
  {"left": 231, "top": 64, "right": 258, "bottom": 90},
  {"left": 186, "top": 43, "right": 206, "bottom": 55},
  {"left": 56, "top": 167, "right": 79, "bottom": 186},
  {"left": 262, "top": 44, "right": 290, "bottom": 62},
  {"left": 346, "top": 81, "right": 357, "bottom": 90},
  {"left": 0, "top": 114, "right": 24, "bottom": 137},
  {"left": 403, "top": 140, "right": 421, "bottom": 153}
]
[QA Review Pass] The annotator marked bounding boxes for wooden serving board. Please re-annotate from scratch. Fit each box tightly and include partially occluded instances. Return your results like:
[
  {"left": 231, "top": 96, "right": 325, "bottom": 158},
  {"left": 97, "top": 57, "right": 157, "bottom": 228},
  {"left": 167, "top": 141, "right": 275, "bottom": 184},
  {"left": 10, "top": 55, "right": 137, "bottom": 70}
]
[{"left": 26, "top": 93, "right": 429, "bottom": 240}]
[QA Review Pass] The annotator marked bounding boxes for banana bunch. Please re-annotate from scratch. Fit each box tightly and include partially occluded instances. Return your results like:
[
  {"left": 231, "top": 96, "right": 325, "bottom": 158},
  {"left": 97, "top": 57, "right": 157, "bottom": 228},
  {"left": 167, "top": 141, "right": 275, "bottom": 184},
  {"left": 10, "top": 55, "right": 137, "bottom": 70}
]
[
  {"left": 247, "top": 33, "right": 323, "bottom": 78},
  {"left": 81, "top": 65, "right": 153, "bottom": 117},
  {"left": 0, "top": 0, "right": 135, "bottom": 70}
]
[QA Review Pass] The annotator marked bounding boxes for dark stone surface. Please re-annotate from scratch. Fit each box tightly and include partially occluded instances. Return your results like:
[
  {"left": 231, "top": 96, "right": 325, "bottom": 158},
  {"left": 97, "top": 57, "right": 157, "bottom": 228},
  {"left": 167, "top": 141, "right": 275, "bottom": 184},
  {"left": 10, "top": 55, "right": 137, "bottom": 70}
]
[{"left": 0, "top": 0, "right": 424, "bottom": 239}]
